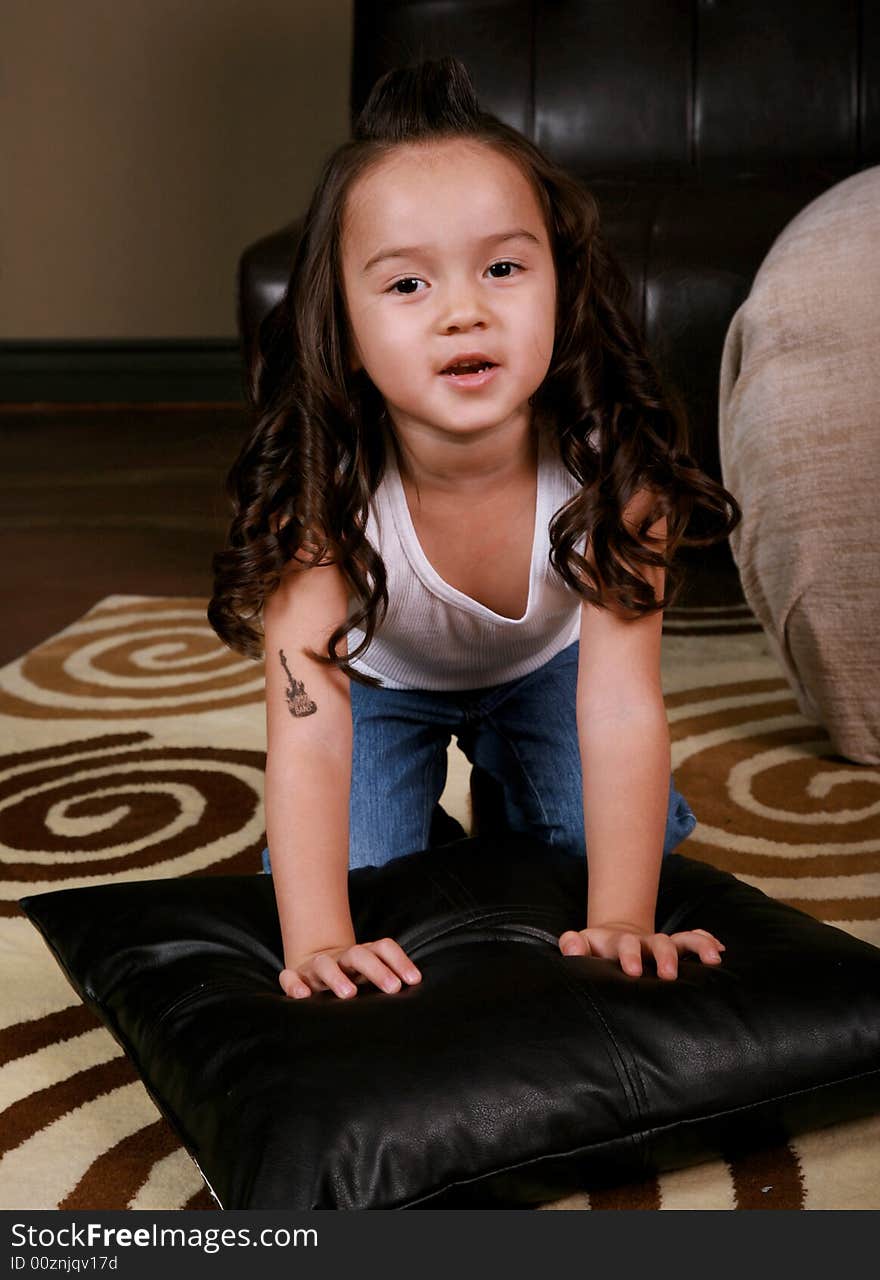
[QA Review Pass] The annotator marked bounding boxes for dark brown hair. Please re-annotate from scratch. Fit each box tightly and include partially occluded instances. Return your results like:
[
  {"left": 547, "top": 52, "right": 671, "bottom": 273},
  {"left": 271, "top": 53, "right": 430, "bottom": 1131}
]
[{"left": 207, "top": 56, "right": 740, "bottom": 687}]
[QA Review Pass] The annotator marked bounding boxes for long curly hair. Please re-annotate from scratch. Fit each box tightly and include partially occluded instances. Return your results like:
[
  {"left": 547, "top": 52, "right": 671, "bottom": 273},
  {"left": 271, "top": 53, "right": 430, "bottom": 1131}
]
[{"left": 208, "top": 56, "right": 741, "bottom": 688}]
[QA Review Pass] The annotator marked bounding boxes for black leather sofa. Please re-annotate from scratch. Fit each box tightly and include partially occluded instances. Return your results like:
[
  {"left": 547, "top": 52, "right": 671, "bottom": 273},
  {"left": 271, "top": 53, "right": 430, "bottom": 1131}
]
[{"left": 236, "top": 0, "right": 878, "bottom": 601}]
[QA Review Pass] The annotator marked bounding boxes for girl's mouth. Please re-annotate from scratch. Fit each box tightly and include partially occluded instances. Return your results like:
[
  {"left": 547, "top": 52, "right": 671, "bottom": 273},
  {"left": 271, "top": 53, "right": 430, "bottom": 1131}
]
[{"left": 438, "top": 361, "right": 499, "bottom": 388}]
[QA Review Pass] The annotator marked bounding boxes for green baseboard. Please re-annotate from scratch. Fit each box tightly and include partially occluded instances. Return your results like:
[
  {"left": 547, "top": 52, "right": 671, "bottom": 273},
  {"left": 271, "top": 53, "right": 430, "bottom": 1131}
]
[{"left": 0, "top": 339, "right": 246, "bottom": 404}]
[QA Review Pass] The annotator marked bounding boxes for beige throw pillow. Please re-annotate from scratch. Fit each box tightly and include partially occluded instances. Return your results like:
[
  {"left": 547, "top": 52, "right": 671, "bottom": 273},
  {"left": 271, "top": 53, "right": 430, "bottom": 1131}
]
[{"left": 719, "top": 166, "right": 880, "bottom": 765}]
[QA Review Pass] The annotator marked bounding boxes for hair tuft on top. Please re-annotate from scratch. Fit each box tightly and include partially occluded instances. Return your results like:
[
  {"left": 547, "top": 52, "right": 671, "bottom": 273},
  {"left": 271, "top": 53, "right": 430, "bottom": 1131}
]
[{"left": 353, "top": 55, "right": 483, "bottom": 142}]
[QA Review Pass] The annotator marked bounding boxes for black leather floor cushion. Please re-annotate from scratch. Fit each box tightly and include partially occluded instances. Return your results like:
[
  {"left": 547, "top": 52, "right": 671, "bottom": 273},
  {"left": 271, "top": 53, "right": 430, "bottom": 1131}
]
[{"left": 19, "top": 833, "right": 880, "bottom": 1210}]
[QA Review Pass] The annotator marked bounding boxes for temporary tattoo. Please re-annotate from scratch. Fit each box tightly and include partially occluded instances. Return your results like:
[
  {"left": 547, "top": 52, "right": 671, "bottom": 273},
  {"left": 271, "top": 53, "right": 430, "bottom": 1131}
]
[{"left": 279, "top": 648, "right": 318, "bottom": 717}]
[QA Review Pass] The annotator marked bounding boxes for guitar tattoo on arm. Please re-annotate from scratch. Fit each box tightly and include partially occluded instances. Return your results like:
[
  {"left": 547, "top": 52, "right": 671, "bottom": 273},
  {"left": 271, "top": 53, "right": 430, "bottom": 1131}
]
[{"left": 278, "top": 648, "right": 317, "bottom": 717}]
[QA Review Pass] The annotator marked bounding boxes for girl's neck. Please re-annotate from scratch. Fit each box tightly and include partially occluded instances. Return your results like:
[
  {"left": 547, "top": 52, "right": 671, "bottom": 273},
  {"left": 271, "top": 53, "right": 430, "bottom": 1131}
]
[{"left": 384, "top": 414, "right": 541, "bottom": 504}]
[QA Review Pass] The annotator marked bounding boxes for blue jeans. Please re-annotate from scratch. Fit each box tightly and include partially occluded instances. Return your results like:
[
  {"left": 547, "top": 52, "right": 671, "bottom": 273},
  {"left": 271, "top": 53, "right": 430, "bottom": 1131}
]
[{"left": 260, "top": 638, "right": 697, "bottom": 874}]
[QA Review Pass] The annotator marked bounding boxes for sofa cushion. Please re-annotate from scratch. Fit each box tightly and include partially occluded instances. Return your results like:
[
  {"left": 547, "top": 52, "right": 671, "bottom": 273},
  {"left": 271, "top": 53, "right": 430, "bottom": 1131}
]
[
  {"left": 19, "top": 833, "right": 880, "bottom": 1210},
  {"left": 719, "top": 165, "right": 880, "bottom": 764}
]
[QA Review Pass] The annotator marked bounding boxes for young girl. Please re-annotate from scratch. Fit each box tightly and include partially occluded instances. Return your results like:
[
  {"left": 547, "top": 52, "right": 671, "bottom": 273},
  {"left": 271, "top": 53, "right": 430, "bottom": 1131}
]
[{"left": 209, "top": 57, "right": 740, "bottom": 1001}]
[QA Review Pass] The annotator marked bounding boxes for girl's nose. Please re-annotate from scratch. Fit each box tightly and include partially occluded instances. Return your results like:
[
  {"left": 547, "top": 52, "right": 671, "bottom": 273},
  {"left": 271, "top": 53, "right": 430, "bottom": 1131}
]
[
  {"left": 439, "top": 277, "right": 489, "bottom": 331},
  {"left": 441, "top": 313, "right": 489, "bottom": 338}
]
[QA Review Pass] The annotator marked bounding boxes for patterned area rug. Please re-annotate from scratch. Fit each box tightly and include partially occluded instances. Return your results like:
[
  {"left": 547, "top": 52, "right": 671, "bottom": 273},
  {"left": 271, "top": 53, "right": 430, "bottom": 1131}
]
[{"left": 1, "top": 595, "right": 878, "bottom": 1211}]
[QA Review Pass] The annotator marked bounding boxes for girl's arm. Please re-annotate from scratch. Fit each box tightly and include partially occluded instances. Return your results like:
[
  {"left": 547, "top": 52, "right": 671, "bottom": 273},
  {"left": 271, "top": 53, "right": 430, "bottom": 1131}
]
[
  {"left": 562, "top": 492, "right": 726, "bottom": 978},
  {"left": 263, "top": 554, "right": 356, "bottom": 964},
  {"left": 262, "top": 550, "right": 423, "bottom": 999},
  {"left": 577, "top": 696, "right": 670, "bottom": 934}
]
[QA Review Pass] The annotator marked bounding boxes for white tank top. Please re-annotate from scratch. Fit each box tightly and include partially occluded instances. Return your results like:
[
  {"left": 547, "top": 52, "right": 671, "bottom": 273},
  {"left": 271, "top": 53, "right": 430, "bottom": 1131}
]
[{"left": 346, "top": 422, "right": 588, "bottom": 690}]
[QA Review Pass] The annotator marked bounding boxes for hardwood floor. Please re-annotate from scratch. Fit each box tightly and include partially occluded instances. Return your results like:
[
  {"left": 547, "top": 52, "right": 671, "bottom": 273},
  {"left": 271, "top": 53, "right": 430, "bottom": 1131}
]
[
  {"left": 0, "top": 404, "right": 250, "bottom": 666},
  {"left": 0, "top": 404, "right": 745, "bottom": 667}
]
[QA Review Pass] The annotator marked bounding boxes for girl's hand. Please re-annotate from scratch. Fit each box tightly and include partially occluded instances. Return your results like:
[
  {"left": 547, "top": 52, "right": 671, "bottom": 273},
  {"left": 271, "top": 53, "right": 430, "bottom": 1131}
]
[
  {"left": 557, "top": 923, "right": 725, "bottom": 980},
  {"left": 279, "top": 937, "right": 422, "bottom": 1000}
]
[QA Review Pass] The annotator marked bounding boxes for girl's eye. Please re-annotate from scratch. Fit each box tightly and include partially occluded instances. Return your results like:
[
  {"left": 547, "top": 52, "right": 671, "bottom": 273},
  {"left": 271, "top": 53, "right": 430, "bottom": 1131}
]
[
  {"left": 386, "top": 277, "right": 424, "bottom": 296},
  {"left": 385, "top": 261, "right": 524, "bottom": 296},
  {"left": 487, "top": 260, "right": 523, "bottom": 279}
]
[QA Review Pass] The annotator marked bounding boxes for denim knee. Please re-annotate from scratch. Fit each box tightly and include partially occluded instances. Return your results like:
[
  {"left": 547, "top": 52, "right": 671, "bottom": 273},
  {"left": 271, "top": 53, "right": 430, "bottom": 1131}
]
[{"left": 664, "top": 777, "right": 698, "bottom": 856}]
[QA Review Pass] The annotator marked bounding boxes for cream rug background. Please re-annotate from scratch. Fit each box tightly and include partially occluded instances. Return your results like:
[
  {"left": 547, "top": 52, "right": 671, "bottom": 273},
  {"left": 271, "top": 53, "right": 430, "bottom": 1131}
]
[{"left": 1, "top": 594, "right": 878, "bottom": 1210}]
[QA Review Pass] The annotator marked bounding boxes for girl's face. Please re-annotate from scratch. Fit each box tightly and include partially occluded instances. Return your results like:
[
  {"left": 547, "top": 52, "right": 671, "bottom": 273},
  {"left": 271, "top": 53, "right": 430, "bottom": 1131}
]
[{"left": 340, "top": 139, "right": 557, "bottom": 443}]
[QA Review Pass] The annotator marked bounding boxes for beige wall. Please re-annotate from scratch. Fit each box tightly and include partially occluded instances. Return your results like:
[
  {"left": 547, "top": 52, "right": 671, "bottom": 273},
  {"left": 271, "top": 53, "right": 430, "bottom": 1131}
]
[{"left": 0, "top": 0, "right": 353, "bottom": 340}]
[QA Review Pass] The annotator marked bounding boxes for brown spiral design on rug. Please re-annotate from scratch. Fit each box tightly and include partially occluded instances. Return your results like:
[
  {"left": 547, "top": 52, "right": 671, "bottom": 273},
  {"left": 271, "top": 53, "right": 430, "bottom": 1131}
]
[
  {"left": 0, "top": 596, "right": 262, "bottom": 721},
  {"left": 667, "top": 676, "right": 880, "bottom": 924},
  {"left": 0, "top": 732, "right": 266, "bottom": 912},
  {"left": 59, "top": 1118, "right": 216, "bottom": 1211}
]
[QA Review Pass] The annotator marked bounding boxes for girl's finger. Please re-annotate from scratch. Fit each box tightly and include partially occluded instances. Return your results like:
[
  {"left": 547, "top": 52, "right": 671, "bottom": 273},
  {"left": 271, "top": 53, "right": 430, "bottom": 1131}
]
[
  {"left": 370, "top": 937, "right": 422, "bottom": 983},
  {"left": 559, "top": 931, "right": 588, "bottom": 956},
  {"left": 311, "top": 952, "right": 358, "bottom": 998},
  {"left": 617, "top": 933, "right": 643, "bottom": 976},
  {"left": 652, "top": 935, "right": 679, "bottom": 981},
  {"left": 671, "top": 932, "right": 724, "bottom": 965},
  {"left": 279, "top": 969, "right": 313, "bottom": 999},
  {"left": 342, "top": 943, "right": 403, "bottom": 994},
  {"left": 690, "top": 928, "right": 726, "bottom": 950}
]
